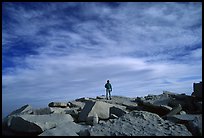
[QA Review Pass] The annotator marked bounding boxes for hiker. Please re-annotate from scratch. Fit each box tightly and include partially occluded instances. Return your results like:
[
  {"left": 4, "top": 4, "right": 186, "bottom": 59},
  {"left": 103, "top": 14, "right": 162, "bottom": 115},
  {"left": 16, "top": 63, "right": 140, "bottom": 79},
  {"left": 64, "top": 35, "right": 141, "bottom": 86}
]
[{"left": 105, "top": 80, "right": 112, "bottom": 100}]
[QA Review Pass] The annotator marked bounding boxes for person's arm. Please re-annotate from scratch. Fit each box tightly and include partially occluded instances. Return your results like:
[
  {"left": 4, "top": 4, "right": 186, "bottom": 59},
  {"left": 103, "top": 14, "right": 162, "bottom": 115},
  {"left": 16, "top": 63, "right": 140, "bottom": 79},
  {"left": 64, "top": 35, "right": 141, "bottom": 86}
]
[{"left": 110, "top": 84, "right": 112, "bottom": 91}]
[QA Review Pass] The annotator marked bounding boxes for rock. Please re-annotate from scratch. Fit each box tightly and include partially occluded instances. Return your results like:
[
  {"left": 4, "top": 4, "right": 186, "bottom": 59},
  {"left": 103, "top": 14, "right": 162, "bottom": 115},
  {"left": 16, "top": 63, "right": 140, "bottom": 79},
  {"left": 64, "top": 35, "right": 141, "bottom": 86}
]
[
  {"left": 78, "top": 101, "right": 95, "bottom": 122},
  {"left": 135, "top": 97, "right": 145, "bottom": 104},
  {"left": 125, "top": 105, "right": 139, "bottom": 111},
  {"left": 195, "top": 101, "right": 202, "bottom": 113},
  {"left": 2, "top": 91, "right": 202, "bottom": 136},
  {"left": 165, "top": 104, "right": 182, "bottom": 117},
  {"left": 2, "top": 104, "right": 33, "bottom": 130},
  {"left": 32, "top": 107, "right": 52, "bottom": 115},
  {"left": 160, "top": 105, "right": 173, "bottom": 111},
  {"left": 8, "top": 114, "right": 74, "bottom": 134},
  {"left": 163, "top": 91, "right": 177, "bottom": 96},
  {"left": 48, "top": 102, "right": 68, "bottom": 108},
  {"left": 78, "top": 129, "right": 90, "bottom": 136},
  {"left": 64, "top": 108, "right": 79, "bottom": 119},
  {"left": 96, "top": 95, "right": 105, "bottom": 99},
  {"left": 9, "top": 104, "right": 33, "bottom": 115},
  {"left": 89, "top": 111, "right": 192, "bottom": 136},
  {"left": 49, "top": 107, "right": 70, "bottom": 114},
  {"left": 86, "top": 113, "right": 99, "bottom": 125},
  {"left": 103, "top": 96, "right": 136, "bottom": 107},
  {"left": 139, "top": 102, "right": 171, "bottom": 116},
  {"left": 78, "top": 101, "right": 126, "bottom": 122},
  {"left": 93, "top": 113, "right": 99, "bottom": 125},
  {"left": 180, "top": 111, "right": 186, "bottom": 115},
  {"left": 166, "top": 114, "right": 202, "bottom": 136},
  {"left": 109, "top": 114, "right": 119, "bottom": 119},
  {"left": 187, "top": 115, "right": 202, "bottom": 136},
  {"left": 67, "top": 102, "right": 71, "bottom": 107},
  {"left": 75, "top": 97, "right": 90, "bottom": 102},
  {"left": 38, "top": 121, "right": 84, "bottom": 136},
  {"left": 110, "top": 106, "right": 127, "bottom": 117},
  {"left": 143, "top": 93, "right": 172, "bottom": 106},
  {"left": 135, "top": 93, "right": 180, "bottom": 116},
  {"left": 168, "top": 94, "right": 197, "bottom": 113},
  {"left": 68, "top": 101, "right": 86, "bottom": 109},
  {"left": 78, "top": 101, "right": 111, "bottom": 121},
  {"left": 192, "top": 82, "right": 202, "bottom": 99}
]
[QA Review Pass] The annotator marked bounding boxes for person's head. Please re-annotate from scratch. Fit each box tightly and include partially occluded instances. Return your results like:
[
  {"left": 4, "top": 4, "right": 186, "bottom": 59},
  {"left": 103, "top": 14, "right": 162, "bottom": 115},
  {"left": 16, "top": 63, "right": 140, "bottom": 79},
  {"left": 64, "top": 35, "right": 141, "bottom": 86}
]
[{"left": 107, "top": 80, "right": 110, "bottom": 83}]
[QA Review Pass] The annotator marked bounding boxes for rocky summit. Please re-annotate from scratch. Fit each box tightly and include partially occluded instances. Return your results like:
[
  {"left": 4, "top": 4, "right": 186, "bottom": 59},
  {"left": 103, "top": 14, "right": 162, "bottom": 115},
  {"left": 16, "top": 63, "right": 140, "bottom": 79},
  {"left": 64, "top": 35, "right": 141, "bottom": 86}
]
[{"left": 2, "top": 85, "right": 202, "bottom": 136}]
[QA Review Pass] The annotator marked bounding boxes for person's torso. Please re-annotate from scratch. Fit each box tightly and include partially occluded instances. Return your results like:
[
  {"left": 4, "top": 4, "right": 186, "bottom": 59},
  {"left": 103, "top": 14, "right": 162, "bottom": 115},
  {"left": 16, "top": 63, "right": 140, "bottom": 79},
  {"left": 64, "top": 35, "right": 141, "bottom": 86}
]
[{"left": 105, "top": 83, "right": 111, "bottom": 89}]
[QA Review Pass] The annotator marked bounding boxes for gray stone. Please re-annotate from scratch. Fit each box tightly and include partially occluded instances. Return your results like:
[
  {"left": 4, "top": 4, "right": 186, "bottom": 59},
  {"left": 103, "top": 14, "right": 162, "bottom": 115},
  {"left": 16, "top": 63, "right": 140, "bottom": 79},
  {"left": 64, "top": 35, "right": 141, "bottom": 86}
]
[
  {"left": 160, "top": 105, "right": 173, "bottom": 111},
  {"left": 8, "top": 114, "right": 74, "bottom": 134},
  {"left": 48, "top": 102, "right": 68, "bottom": 108},
  {"left": 69, "top": 100, "right": 86, "bottom": 109},
  {"left": 96, "top": 95, "right": 105, "bottom": 99},
  {"left": 93, "top": 113, "right": 99, "bottom": 125},
  {"left": 195, "top": 101, "right": 202, "bottom": 113},
  {"left": 2, "top": 104, "right": 33, "bottom": 129},
  {"left": 78, "top": 101, "right": 112, "bottom": 121},
  {"left": 32, "top": 107, "right": 52, "bottom": 115},
  {"left": 78, "top": 100, "right": 127, "bottom": 122},
  {"left": 110, "top": 106, "right": 127, "bottom": 117},
  {"left": 9, "top": 104, "right": 33, "bottom": 115},
  {"left": 75, "top": 97, "right": 90, "bottom": 102},
  {"left": 163, "top": 91, "right": 177, "bottom": 96},
  {"left": 125, "top": 104, "right": 139, "bottom": 111},
  {"left": 140, "top": 102, "right": 171, "bottom": 116},
  {"left": 110, "top": 114, "right": 119, "bottom": 119},
  {"left": 166, "top": 114, "right": 202, "bottom": 136},
  {"left": 50, "top": 107, "right": 70, "bottom": 114},
  {"left": 86, "top": 113, "right": 99, "bottom": 125},
  {"left": 38, "top": 121, "right": 84, "bottom": 136},
  {"left": 78, "top": 129, "right": 90, "bottom": 136},
  {"left": 64, "top": 108, "right": 79, "bottom": 119},
  {"left": 3, "top": 93, "right": 201, "bottom": 136},
  {"left": 188, "top": 115, "right": 202, "bottom": 136},
  {"left": 192, "top": 82, "right": 202, "bottom": 98},
  {"left": 179, "top": 111, "right": 186, "bottom": 115},
  {"left": 89, "top": 111, "right": 192, "bottom": 136},
  {"left": 166, "top": 104, "right": 182, "bottom": 117}
]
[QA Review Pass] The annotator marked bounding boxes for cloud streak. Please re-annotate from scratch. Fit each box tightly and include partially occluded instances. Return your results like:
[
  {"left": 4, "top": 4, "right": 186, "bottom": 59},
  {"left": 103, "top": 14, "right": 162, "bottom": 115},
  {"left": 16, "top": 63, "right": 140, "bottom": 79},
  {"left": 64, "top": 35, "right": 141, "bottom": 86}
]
[{"left": 2, "top": 2, "right": 202, "bottom": 117}]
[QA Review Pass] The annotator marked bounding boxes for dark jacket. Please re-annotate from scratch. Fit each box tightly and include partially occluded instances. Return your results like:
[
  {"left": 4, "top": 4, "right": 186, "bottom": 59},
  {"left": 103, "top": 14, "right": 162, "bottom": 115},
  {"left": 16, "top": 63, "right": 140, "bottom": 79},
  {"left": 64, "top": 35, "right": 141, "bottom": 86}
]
[{"left": 105, "top": 83, "right": 112, "bottom": 91}]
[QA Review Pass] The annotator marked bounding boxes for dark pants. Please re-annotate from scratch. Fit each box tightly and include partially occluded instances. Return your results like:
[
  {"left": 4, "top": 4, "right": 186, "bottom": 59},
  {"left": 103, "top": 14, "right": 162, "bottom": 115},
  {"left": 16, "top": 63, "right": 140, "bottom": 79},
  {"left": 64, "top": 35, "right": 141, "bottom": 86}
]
[{"left": 106, "top": 89, "right": 111, "bottom": 100}]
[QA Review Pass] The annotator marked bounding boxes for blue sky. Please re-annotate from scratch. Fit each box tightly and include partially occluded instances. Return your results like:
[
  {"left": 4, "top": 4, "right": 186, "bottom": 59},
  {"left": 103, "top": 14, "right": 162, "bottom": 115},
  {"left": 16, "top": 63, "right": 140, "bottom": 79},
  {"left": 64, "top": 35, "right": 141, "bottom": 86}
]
[{"left": 2, "top": 2, "right": 202, "bottom": 117}]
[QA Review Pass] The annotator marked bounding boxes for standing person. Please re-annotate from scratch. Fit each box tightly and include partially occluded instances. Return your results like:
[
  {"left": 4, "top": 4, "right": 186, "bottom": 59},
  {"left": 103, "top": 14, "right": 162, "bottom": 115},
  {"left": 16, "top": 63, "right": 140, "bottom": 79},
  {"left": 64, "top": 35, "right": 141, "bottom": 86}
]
[{"left": 105, "top": 80, "right": 112, "bottom": 100}]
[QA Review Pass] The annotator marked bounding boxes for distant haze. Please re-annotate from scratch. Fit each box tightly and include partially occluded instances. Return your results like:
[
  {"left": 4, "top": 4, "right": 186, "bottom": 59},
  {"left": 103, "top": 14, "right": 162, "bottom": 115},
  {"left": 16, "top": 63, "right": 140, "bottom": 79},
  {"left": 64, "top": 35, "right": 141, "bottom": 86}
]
[{"left": 2, "top": 2, "right": 202, "bottom": 117}]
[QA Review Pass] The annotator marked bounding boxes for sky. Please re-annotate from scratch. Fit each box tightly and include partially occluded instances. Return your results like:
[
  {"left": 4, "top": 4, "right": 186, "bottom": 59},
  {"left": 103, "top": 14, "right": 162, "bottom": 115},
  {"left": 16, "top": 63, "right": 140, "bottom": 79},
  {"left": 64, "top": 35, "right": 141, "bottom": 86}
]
[{"left": 2, "top": 2, "right": 202, "bottom": 117}]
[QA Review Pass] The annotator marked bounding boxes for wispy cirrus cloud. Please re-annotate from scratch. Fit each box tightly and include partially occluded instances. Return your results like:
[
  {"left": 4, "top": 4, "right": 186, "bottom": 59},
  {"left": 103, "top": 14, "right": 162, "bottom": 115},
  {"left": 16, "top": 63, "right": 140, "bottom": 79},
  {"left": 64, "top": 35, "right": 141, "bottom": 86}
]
[{"left": 2, "top": 2, "right": 202, "bottom": 117}]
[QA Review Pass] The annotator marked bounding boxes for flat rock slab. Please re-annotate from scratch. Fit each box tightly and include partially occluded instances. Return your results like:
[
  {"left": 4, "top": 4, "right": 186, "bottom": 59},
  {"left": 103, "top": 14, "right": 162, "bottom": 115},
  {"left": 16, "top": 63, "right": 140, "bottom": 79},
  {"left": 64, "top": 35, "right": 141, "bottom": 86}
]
[
  {"left": 48, "top": 102, "right": 68, "bottom": 108},
  {"left": 89, "top": 111, "right": 192, "bottom": 136},
  {"left": 78, "top": 101, "right": 112, "bottom": 121},
  {"left": 9, "top": 104, "right": 33, "bottom": 115},
  {"left": 9, "top": 114, "right": 74, "bottom": 134},
  {"left": 98, "top": 96, "right": 136, "bottom": 106},
  {"left": 78, "top": 100, "right": 127, "bottom": 122},
  {"left": 39, "top": 121, "right": 86, "bottom": 136},
  {"left": 69, "top": 101, "right": 86, "bottom": 109},
  {"left": 50, "top": 107, "right": 70, "bottom": 114},
  {"left": 32, "top": 107, "right": 52, "bottom": 115}
]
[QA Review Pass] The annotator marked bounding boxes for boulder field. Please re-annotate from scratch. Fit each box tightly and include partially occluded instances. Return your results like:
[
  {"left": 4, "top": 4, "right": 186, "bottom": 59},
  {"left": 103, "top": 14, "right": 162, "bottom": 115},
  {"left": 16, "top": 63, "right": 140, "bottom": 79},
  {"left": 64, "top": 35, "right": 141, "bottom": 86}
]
[{"left": 2, "top": 91, "right": 202, "bottom": 136}]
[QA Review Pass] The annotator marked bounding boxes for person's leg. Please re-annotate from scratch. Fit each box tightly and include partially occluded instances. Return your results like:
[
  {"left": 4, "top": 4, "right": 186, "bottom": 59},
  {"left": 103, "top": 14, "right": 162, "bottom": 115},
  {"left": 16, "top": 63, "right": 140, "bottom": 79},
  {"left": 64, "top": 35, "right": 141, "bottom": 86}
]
[
  {"left": 106, "top": 89, "right": 108, "bottom": 100},
  {"left": 109, "top": 90, "right": 111, "bottom": 100}
]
